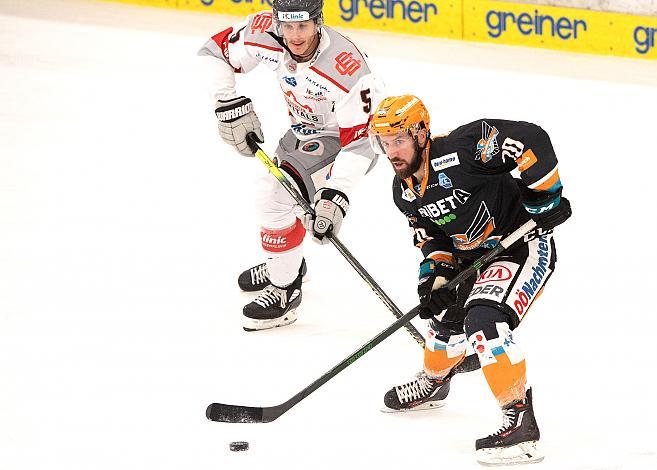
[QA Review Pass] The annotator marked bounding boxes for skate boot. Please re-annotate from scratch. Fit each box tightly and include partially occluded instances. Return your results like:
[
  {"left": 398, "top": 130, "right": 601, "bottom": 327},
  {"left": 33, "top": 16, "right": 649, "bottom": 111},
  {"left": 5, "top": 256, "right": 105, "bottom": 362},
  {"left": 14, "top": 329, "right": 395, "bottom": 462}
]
[
  {"left": 242, "top": 274, "right": 302, "bottom": 331},
  {"left": 238, "top": 258, "right": 307, "bottom": 292},
  {"left": 382, "top": 370, "right": 451, "bottom": 413},
  {"left": 475, "top": 388, "right": 543, "bottom": 466}
]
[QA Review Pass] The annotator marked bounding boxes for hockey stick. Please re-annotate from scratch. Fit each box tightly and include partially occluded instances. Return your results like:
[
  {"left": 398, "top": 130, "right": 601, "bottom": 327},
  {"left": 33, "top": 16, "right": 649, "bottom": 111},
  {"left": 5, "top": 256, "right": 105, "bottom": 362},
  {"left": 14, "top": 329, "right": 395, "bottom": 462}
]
[
  {"left": 245, "top": 133, "right": 426, "bottom": 348},
  {"left": 206, "top": 219, "right": 537, "bottom": 423}
]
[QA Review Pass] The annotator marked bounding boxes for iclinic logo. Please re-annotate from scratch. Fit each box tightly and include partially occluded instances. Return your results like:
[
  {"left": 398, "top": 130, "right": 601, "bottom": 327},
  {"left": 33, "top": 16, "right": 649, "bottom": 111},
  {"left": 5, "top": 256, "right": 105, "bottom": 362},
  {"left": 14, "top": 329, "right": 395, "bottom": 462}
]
[
  {"left": 486, "top": 9, "right": 587, "bottom": 40},
  {"left": 339, "top": 0, "right": 439, "bottom": 24}
]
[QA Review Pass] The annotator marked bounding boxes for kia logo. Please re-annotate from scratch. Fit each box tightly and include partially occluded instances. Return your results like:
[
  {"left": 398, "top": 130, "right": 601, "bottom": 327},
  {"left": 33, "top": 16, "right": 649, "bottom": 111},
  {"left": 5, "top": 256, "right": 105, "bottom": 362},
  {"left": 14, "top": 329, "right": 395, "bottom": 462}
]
[{"left": 475, "top": 264, "right": 512, "bottom": 284}]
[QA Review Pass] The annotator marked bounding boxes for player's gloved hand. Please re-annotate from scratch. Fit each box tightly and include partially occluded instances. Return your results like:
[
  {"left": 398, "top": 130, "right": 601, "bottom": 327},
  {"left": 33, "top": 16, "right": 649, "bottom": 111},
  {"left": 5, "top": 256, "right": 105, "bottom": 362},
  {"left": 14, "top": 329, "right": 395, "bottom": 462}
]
[
  {"left": 215, "top": 96, "right": 264, "bottom": 156},
  {"left": 302, "top": 188, "right": 349, "bottom": 245},
  {"left": 521, "top": 186, "right": 572, "bottom": 230},
  {"left": 417, "top": 258, "right": 457, "bottom": 319}
]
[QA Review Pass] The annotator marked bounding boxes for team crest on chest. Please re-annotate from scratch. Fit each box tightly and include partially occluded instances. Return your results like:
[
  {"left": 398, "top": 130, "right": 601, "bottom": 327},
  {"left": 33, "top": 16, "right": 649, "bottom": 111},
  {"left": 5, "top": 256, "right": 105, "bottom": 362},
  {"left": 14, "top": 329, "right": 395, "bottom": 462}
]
[{"left": 451, "top": 201, "right": 496, "bottom": 251}]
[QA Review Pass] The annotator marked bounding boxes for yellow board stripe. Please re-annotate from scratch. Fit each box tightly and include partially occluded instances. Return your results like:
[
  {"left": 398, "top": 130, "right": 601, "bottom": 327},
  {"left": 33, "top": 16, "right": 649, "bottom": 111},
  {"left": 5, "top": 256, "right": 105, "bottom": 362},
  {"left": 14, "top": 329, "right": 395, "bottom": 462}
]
[
  {"left": 101, "top": 1, "right": 657, "bottom": 61},
  {"left": 464, "top": 0, "right": 657, "bottom": 60}
]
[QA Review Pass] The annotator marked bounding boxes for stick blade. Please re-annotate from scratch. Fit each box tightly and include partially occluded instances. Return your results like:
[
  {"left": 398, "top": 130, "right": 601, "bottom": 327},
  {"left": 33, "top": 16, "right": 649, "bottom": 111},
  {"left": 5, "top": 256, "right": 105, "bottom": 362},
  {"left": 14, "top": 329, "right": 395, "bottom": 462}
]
[{"left": 206, "top": 403, "right": 265, "bottom": 423}]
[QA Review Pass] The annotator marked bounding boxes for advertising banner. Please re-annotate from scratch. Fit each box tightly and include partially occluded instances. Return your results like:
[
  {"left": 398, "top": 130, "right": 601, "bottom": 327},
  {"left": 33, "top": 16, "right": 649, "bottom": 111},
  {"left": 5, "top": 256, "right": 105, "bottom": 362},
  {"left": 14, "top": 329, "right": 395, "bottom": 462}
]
[
  {"left": 104, "top": 0, "right": 657, "bottom": 60},
  {"left": 180, "top": 0, "right": 462, "bottom": 38},
  {"left": 463, "top": 0, "right": 657, "bottom": 59}
]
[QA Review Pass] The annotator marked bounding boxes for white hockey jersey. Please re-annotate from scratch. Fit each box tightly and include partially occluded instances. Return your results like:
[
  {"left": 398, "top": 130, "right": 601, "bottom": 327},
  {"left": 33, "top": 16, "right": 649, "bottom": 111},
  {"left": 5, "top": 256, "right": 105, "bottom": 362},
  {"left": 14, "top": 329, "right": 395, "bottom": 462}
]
[{"left": 198, "top": 10, "right": 384, "bottom": 195}]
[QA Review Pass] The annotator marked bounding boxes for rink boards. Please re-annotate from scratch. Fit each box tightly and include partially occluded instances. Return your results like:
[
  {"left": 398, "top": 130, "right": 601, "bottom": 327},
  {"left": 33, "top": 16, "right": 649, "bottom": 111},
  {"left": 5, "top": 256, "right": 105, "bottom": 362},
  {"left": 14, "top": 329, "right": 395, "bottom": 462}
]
[{"left": 104, "top": 0, "right": 657, "bottom": 60}]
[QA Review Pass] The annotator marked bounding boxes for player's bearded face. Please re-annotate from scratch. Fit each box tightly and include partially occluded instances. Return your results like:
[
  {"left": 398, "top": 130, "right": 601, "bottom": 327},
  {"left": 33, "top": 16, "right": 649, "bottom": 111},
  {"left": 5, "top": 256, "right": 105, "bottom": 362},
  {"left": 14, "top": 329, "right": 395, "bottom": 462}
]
[
  {"left": 281, "top": 20, "right": 320, "bottom": 60},
  {"left": 380, "top": 132, "right": 423, "bottom": 179}
]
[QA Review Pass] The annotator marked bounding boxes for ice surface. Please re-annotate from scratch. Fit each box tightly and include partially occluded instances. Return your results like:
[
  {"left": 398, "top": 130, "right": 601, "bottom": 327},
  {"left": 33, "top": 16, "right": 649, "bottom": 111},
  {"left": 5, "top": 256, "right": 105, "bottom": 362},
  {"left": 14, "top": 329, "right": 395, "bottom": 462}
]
[{"left": 1, "top": 1, "right": 656, "bottom": 469}]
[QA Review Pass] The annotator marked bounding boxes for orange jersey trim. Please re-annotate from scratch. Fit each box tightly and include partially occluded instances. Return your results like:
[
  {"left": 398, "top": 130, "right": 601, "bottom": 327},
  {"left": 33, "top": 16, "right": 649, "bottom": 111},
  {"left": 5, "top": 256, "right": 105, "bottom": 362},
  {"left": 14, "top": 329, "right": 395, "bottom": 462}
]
[
  {"left": 427, "top": 251, "right": 455, "bottom": 265},
  {"left": 530, "top": 168, "right": 561, "bottom": 191}
]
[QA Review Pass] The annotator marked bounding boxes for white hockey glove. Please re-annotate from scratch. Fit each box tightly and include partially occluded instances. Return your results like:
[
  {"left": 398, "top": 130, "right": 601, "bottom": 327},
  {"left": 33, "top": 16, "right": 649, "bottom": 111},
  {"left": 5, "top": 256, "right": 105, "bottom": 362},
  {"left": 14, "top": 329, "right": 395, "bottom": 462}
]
[
  {"left": 303, "top": 188, "right": 349, "bottom": 245},
  {"left": 215, "top": 96, "right": 264, "bottom": 156}
]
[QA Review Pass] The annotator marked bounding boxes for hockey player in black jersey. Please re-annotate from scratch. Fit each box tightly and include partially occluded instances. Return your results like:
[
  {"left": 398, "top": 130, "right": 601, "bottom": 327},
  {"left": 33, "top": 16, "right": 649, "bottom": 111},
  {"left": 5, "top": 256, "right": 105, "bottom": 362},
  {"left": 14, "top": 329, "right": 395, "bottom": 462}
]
[{"left": 368, "top": 95, "right": 571, "bottom": 466}]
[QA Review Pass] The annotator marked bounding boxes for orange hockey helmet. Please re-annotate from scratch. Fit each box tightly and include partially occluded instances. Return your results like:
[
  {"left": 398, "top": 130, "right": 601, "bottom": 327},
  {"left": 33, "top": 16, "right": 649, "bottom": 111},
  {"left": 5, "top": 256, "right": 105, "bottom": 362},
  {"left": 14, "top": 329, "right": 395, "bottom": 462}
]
[{"left": 368, "top": 95, "right": 430, "bottom": 154}]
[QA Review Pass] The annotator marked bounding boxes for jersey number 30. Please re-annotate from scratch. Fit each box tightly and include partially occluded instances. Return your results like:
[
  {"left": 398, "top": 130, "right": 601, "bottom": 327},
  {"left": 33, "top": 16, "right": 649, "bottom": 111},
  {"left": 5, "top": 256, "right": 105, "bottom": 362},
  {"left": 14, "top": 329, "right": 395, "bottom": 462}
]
[{"left": 502, "top": 137, "right": 525, "bottom": 161}]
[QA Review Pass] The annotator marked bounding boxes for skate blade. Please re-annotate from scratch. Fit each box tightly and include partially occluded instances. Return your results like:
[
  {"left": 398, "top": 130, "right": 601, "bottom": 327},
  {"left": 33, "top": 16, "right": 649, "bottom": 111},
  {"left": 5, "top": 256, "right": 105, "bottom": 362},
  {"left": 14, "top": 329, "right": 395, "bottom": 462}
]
[
  {"left": 476, "top": 441, "right": 544, "bottom": 467},
  {"left": 242, "top": 309, "right": 298, "bottom": 332},
  {"left": 380, "top": 400, "right": 447, "bottom": 413}
]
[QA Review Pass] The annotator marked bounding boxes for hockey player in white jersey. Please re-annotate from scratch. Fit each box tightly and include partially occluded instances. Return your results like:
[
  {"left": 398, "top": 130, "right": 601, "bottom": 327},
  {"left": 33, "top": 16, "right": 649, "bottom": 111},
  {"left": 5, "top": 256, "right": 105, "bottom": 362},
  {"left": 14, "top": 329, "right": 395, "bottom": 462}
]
[{"left": 198, "top": 0, "right": 383, "bottom": 331}]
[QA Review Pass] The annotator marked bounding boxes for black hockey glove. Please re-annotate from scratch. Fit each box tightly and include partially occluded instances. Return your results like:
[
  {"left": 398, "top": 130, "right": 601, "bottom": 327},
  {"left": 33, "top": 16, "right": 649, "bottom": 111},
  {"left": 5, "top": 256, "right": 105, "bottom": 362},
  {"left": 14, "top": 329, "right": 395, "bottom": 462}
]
[
  {"left": 521, "top": 186, "right": 572, "bottom": 230},
  {"left": 417, "top": 258, "right": 458, "bottom": 320}
]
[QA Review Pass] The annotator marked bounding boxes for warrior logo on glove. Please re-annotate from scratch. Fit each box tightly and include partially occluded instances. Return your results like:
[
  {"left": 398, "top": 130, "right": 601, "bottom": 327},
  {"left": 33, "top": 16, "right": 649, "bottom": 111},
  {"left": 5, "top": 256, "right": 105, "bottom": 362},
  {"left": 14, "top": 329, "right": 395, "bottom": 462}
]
[
  {"left": 215, "top": 96, "right": 264, "bottom": 156},
  {"left": 215, "top": 99, "right": 254, "bottom": 122},
  {"left": 303, "top": 188, "right": 350, "bottom": 245}
]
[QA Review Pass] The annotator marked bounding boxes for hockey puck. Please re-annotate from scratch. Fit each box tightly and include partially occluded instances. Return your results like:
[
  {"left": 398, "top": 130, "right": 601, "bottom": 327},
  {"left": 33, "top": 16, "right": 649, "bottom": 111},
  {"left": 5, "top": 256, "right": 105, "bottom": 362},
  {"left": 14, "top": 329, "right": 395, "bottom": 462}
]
[{"left": 229, "top": 441, "right": 249, "bottom": 452}]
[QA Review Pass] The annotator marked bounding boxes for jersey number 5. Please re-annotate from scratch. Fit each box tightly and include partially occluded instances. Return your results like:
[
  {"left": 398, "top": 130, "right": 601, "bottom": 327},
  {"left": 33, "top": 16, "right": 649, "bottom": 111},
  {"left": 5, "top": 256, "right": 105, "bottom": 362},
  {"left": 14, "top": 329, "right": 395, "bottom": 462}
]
[{"left": 361, "top": 89, "right": 371, "bottom": 113}]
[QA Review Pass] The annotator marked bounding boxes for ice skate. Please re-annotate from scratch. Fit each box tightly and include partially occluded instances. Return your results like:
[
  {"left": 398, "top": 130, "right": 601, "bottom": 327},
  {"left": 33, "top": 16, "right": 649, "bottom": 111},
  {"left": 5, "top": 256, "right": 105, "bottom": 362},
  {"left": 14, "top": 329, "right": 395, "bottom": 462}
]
[
  {"left": 242, "top": 274, "right": 302, "bottom": 331},
  {"left": 238, "top": 258, "right": 307, "bottom": 292},
  {"left": 382, "top": 370, "right": 451, "bottom": 413},
  {"left": 475, "top": 388, "right": 543, "bottom": 466}
]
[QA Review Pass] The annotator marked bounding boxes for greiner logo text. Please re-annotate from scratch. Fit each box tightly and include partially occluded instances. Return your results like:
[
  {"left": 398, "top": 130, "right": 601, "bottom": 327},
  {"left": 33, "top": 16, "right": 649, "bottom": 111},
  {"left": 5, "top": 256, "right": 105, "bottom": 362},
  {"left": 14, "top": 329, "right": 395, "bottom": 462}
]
[
  {"left": 486, "top": 9, "right": 587, "bottom": 40},
  {"left": 339, "top": 0, "right": 438, "bottom": 24},
  {"left": 634, "top": 26, "right": 657, "bottom": 54}
]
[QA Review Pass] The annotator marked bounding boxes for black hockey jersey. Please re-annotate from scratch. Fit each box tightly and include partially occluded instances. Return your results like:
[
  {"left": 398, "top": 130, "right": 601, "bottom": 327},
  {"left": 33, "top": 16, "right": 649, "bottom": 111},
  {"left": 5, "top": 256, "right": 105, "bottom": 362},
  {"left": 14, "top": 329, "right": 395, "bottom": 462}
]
[{"left": 393, "top": 119, "right": 562, "bottom": 263}]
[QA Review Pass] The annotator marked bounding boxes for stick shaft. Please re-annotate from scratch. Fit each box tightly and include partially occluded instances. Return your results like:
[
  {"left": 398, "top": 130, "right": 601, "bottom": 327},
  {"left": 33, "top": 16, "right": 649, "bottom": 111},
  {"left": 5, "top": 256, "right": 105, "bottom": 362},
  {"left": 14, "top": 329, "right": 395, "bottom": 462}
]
[
  {"left": 247, "top": 134, "right": 426, "bottom": 347},
  {"left": 207, "top": 220, "right": 537, "bottom": 423}
]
